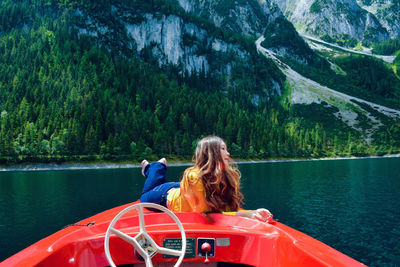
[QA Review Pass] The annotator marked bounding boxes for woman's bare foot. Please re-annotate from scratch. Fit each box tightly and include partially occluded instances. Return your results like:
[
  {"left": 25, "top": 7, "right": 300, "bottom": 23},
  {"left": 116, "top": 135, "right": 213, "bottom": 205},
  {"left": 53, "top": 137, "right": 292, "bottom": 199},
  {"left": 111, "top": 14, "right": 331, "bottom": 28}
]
[
  {"left": 141, "top": 160, "right": 149, "bottom": 176},
  {"left": 158, "top": 158, "right": 167, "bottom": 165}
]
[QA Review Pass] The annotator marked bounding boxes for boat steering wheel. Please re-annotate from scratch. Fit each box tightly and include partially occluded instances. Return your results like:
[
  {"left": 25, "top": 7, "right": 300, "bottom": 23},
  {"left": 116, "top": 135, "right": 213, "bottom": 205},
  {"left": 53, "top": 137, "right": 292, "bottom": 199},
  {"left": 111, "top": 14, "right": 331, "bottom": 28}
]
[{"left": 104, "top": 202, "right": 186, "bottom": 267}]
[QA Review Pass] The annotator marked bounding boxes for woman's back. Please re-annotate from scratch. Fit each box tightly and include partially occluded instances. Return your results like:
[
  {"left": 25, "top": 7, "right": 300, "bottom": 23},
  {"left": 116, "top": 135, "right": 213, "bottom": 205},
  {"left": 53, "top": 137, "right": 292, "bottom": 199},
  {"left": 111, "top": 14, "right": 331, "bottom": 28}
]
[{"left": 168, "top": 167, "right": 210, "bottom": 213}]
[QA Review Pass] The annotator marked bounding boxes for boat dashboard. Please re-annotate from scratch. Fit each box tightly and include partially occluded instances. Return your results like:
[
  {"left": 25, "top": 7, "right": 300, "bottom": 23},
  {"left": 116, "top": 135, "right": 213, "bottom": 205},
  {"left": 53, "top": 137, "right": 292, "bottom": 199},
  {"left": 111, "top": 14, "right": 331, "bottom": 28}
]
[{"left": 36, "top": 209, "right": 279, "bottom": 266}]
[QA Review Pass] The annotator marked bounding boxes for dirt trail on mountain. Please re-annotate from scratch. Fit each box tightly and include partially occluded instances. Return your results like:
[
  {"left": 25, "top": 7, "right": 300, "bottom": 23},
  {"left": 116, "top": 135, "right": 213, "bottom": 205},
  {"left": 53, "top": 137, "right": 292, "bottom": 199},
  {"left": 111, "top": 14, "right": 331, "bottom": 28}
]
[
  {"left": 256, "top": 36, "right": 400, "bottom": 143},
  {"left": 301, "top": 34, "right": 396, "bottom": 64}
]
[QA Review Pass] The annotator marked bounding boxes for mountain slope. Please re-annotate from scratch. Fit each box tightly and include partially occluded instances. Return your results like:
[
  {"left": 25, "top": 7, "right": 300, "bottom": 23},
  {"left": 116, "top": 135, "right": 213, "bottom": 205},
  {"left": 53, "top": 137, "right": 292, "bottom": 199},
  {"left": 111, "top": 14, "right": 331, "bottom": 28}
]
[
  {"left": 69, "top": 0, "right": 286, "bottom": 100},
  {"left": 358, "top": 0, "right": 400, "bottom": 39},
  {"left": 257, "top": 37, "right": 400, "bottom": 143},
  {"left": 177, "top": 0, "right": 319, "bottom": 65},
  {"left": 271, "top": 0, "right": 397, "bottom": 45},
  {"left": 177, "top": 0, "right": 283, "bottom": 37}
]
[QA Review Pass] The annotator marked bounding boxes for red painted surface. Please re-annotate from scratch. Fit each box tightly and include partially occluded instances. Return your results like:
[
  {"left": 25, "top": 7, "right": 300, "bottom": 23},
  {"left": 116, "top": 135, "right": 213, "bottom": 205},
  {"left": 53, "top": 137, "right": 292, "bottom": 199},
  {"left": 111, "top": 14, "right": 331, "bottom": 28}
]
[{"left": 1, "top": 201, "right": 366, "bottom": 267}]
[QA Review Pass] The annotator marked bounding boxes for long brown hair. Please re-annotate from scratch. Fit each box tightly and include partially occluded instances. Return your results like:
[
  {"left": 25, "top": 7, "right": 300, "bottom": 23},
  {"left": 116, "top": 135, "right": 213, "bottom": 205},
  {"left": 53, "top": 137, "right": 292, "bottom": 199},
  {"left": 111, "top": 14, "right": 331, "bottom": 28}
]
[{"left": 184, "top": 136, "right": 243, "bottom": 212}]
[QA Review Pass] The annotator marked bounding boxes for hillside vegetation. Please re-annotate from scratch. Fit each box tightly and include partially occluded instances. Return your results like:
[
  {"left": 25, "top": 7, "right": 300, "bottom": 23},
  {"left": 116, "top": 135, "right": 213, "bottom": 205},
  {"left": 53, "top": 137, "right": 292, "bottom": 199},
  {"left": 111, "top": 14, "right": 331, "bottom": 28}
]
[{"left": 0, "top": 0, "right": 399, "bottom": 164}]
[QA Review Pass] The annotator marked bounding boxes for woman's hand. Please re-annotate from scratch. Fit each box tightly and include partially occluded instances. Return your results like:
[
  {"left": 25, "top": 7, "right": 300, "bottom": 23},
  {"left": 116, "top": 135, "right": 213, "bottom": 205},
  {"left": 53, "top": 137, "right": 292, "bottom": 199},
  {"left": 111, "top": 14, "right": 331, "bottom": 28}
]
[
  {"left": 250, "top": 208, "right": 273, "bottom": 222},
  {"left": 236, "top": 209, "right": 273, "bottom": 222}
]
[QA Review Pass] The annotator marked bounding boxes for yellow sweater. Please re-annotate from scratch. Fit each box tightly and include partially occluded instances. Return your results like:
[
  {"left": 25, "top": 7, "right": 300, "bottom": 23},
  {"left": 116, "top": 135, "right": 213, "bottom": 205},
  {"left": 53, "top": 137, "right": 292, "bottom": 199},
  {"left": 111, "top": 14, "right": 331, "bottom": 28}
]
[
  {"left": 167, "top": 167, "right": 247, "bottom": 215},
  {"left": 167, "top": 168, "right": 210, "bottom": 213}
]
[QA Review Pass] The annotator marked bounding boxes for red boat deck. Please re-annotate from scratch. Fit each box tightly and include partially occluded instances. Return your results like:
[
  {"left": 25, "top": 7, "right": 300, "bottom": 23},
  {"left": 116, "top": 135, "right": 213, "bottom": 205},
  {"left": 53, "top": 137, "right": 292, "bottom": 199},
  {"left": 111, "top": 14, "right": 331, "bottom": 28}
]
[{"left": 1, "top": 201, "right": 366, "bottom": 267}]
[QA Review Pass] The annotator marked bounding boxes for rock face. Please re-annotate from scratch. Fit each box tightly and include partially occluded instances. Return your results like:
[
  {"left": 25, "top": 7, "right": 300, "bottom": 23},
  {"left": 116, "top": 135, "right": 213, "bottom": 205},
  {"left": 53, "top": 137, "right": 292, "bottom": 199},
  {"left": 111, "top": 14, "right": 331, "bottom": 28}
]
[
  {"left": 73, "top": 3, "right": 252, "bottom": 77},
  {"left": 125, "top": 14, "right": 210, "bottom": 75},
  {"left": 177, "top": 0, "right": 283, "bottom": 37},
  {"left": 358, "top": 0, "right": 400, "bottom": 39},
  {"left": 271, "top": 0, "right": 400, "bottom": 44}
]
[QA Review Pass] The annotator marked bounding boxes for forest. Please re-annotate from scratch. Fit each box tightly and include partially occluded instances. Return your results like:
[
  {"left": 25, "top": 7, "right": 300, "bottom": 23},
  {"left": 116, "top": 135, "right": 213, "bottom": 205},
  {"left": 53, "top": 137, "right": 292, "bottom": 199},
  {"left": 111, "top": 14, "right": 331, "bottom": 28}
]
[
  {"left": 0, "top": 0, "right": 399, "bottom": 164},
  {"left": 372, "top": 37, "right": 400, "bottom": 55}
]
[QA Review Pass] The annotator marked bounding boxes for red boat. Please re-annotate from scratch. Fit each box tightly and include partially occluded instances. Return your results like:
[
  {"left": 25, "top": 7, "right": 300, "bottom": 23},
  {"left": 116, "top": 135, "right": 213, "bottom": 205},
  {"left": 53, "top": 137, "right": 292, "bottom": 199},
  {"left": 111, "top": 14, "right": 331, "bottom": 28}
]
[{"left": 1, "top": 201, "right": 366, "bottom": 267}]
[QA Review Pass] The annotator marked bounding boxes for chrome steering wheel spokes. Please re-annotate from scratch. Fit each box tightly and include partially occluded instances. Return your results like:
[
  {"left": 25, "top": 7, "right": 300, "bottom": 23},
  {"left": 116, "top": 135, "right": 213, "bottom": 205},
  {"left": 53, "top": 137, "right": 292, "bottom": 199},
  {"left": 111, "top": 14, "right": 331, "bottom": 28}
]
[{"left": 104, "top": 202, "right": 186, "bottom": 267}]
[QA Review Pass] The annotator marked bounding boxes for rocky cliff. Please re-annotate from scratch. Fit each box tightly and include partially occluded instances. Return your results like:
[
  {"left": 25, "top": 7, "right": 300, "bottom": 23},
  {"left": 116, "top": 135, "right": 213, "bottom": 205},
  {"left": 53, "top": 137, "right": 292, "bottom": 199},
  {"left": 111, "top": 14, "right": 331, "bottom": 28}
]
[
  {"left": 75, "top": 3, "right": 236, "bottom": 76},
  {"left": 177, "top": 0, "right": 281, "bottom": 37},
  {"left": 272, "top": 0, "right": 400, "bottom": 45},
  {"left": 358, "top": 0, "right": 400, "bottom": 39}
]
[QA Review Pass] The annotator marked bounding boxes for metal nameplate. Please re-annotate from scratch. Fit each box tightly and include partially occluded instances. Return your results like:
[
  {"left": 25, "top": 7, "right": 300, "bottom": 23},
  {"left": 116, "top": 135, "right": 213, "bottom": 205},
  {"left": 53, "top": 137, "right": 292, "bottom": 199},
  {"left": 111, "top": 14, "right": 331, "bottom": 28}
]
[{"left": 216, "top": 238, "right": 230, "bottom": 247}]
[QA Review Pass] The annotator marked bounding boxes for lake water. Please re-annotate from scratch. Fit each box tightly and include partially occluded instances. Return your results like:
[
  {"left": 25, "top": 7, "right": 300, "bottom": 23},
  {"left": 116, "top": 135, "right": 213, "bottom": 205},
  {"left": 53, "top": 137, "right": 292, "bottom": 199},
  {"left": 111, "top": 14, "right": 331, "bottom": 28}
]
[{"left": 1, "top": 157, "right": 399, "bottom": 266}]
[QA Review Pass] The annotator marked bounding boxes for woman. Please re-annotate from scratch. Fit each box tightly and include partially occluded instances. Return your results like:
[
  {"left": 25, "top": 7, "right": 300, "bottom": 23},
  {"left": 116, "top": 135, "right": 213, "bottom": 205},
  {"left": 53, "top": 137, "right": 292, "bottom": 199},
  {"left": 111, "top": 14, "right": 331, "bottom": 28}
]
[{"left": 140, "top": 136, "right": 273, "bottom": 222}]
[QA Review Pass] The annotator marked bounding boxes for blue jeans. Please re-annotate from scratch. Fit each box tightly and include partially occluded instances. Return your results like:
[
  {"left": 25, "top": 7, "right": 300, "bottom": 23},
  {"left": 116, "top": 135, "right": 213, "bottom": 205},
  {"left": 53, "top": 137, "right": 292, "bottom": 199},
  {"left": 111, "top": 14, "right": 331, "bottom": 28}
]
[{"left": 140, "top": 162, "right": 180, "bottom": 207}]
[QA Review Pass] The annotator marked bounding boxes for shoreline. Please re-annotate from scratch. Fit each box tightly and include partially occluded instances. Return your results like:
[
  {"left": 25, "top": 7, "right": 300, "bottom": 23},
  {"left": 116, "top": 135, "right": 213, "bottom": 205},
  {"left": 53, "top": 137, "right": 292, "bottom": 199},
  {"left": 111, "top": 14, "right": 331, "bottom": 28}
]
[{"left": 1, "top": 154, "right": 400, "bottom": 172}]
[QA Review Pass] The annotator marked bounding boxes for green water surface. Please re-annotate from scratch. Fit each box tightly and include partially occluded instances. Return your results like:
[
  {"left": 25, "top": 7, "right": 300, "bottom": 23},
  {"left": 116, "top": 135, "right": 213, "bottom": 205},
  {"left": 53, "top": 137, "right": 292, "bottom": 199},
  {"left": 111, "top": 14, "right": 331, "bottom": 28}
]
[{"left": 1, "top": 157, "right": 399, "bottom": 266}]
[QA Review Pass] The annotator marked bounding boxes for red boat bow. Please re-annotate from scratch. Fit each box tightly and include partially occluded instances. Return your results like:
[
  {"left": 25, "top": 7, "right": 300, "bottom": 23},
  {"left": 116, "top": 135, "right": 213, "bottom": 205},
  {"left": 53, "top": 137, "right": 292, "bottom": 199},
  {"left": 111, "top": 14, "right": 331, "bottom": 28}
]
[{"left": 1, "top": 201, "right": 366, "bottom": 267}]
